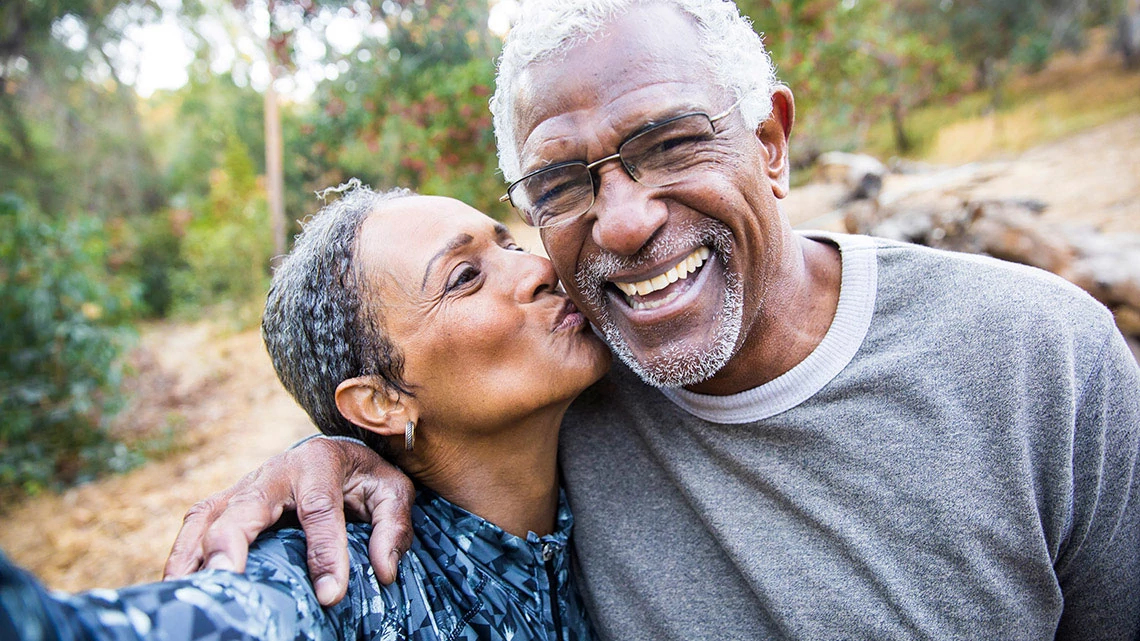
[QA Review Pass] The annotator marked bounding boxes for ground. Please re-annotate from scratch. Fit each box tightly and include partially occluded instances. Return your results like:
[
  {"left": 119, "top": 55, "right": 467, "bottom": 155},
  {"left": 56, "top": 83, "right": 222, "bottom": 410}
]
[
  {"left": 0, "top": 323, "right": 313, "bottom": 590},
  {"left": 2, "top": 113, "right": 1138, "bottom": 595}
]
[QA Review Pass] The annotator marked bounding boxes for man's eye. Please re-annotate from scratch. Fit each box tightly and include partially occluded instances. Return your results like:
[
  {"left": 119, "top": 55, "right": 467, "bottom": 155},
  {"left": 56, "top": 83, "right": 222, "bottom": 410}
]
[
  {"left": 655, "top": 133, "right": 705, "bottom": 154},
  {"left": 447, "top": 265, "right": 480, "bottom": 291},
  {"left": 535, "top": 179, "right": 578, "bottom": 208}
]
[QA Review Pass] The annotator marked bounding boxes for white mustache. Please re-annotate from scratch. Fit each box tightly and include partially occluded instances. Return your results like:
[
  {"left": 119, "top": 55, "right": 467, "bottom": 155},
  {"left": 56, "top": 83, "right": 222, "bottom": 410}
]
[{"left": 575, "top": 219, "right": 734, "bottom": 296}]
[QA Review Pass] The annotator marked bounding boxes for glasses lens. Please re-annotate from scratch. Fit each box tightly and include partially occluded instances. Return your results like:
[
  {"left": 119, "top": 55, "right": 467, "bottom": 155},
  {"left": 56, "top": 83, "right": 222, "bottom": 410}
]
[
  {"left": 510, "top": 163, "right": 594, "bottom": 228},
  {"left": 621, "top": 114, "right": 717, "bottom": 188}
]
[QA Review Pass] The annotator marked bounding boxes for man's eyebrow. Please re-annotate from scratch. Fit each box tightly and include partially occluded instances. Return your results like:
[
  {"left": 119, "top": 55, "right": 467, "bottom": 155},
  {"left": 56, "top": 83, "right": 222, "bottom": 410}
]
[
  {"left": 494, "top": 223, "right": 510, "bottom": 240},
  {"left": 422, "top": 233, "right": 474, "bottom": 291}
]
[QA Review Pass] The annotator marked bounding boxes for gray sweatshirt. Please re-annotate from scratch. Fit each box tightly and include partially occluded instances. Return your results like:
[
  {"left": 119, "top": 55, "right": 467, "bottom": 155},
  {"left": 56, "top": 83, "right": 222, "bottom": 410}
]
[{"left": 560, "top": 233, "right": 1140, "bottom": 640}]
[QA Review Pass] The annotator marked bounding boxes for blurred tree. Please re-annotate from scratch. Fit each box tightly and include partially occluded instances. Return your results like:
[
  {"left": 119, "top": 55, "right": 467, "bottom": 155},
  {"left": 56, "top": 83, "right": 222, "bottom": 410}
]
[
  {"left": 737, "top": 0, "right": 967, "bottom": 155},
  {"left": 0, "top": 194, "right": 140, "bottom": 497},
  {"left": 0, "top": 0, "right": 165, "bottom": 219},
  {"left": 130, "top": 71, "right": 268, "bottom": 315},
  {"left": 149, "top": 71, "right": 266, "bottom": 204},
  {"left": 297, "top": 0, "right": 503, "bottom": 215},
  {"left": 171, "top": 130, "right": 273, "bottom": 312},
  {"left": 844, "top": 3, "right": 968, "bottom": 152},
  {"left": 736, "top": 0, "right": 1122, "bottom": 154},
  {"left": 897, "top": 0, "right": 1127, "bottom": 105}
]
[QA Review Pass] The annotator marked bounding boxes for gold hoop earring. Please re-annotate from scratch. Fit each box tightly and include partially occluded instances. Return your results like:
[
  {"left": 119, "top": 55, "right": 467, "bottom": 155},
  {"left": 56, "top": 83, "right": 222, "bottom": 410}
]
[{"left": 405, "top": 420, "right": 415, "bottom": 452}]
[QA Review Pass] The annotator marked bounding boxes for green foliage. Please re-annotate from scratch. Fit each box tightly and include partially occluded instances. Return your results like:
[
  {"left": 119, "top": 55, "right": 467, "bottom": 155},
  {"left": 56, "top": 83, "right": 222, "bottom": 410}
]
[
  {"left": 736, "top": 0, "right": 968, "bottom": 155},
  {"left": 735, "top": 0, "right": 1121, "bottom": 155},
  {"left": 1, "top": 0, "right": 165, "bottom": 220},
  {"left": 134, "top": 72, "right": 270, "bottom": 316},
  {"left": 170, "top": 131, "right": 273, "bottom": 314},
  {"left": 126, "top": 211, "right": 185, "bottom": 317},
  {"left": 0, "top": 194, "right": 140, "bottom": 496},
  {"left": 897, "top": 0, "right": 1123, "bottom": 99},
  {"left": 296, "top": 1, "right": 504, "bottom": 216},
  {"left": 152, "top": 71, "right": 267, "bottom": 203}
]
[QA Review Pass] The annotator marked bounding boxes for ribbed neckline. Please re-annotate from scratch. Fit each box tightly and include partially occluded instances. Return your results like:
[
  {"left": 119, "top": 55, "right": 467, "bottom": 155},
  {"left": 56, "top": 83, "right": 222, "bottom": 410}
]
[{"left": 658, "top": 232, "right": 878, "bottom": 424}]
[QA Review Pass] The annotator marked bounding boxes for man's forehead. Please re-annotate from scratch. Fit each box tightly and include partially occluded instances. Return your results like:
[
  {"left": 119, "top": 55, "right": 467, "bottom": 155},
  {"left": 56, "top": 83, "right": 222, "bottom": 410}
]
[
  {"left": 515, "top": 9, "right": 710, "bottom": 97},
  {"left": 517, "top": 83, "right": 715, "bottom": 163},
  {"left": 510, "top": 8, "right": 720, "bottom": 165}
]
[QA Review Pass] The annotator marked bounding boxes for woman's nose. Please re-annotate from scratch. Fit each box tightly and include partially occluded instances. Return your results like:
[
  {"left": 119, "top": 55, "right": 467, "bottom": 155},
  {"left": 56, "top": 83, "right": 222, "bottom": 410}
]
[{"left": 511, "top": 251, "right": 559, "bottom": 302}]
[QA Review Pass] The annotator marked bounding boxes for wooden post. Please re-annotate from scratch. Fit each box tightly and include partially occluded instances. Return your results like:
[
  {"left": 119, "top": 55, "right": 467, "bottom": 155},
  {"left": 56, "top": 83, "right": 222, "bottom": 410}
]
[
  {"left": 265, "top": 73, "right": 285, "bottom": 261},
  {"left": 265, "top": 0, "right": 286, "bottom": 264}
]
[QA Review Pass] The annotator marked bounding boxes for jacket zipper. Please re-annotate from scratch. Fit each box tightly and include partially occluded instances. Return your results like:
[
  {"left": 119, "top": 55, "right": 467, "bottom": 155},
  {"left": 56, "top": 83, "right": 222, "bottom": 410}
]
[{"left": 542, "top": 543, "right": 564, "bottom": 641}]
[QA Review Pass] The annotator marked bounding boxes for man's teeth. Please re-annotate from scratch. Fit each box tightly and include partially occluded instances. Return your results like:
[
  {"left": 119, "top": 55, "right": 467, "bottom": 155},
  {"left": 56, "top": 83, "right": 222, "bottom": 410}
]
[{"left": 614, "top": 246, "right": 711, "bottom": 300}]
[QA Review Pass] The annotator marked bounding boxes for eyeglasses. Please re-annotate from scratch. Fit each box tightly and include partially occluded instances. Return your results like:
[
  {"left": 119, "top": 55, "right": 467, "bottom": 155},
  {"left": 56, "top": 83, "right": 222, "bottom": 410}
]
[{"left": 500, "top": 98, "right": 743, "bottom": 229}]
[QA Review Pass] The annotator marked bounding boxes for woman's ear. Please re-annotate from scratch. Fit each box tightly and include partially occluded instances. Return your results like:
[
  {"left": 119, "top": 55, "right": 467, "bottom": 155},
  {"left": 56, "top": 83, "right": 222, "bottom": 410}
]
[
  {"left": 334, "top": 377, "right": 419, "bottom": 439},
  {"left": 757, "top": 85, "right": 795, "bottom": 199}
]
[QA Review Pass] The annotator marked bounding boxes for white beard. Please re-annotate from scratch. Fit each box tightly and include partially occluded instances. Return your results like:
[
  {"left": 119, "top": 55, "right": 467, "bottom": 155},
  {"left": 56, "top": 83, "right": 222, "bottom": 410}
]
[{"left": 574, "top": 219, "right": 744, "bottom": 388}]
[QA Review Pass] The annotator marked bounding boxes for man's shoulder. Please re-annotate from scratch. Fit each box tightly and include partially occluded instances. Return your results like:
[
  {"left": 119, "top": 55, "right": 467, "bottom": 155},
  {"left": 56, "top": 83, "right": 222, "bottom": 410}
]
[{"left": 860, "top": 234, "right": 1111, "bottom": 330}]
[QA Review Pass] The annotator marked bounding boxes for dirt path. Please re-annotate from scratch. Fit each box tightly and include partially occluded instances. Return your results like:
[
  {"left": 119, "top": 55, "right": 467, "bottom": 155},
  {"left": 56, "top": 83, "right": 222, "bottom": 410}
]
[
  {"left": 2, "top": 110, "right": 1138, "bottom": 593},
  {"left": 0, "top": 322, "right": 314, "bottom": 590}
]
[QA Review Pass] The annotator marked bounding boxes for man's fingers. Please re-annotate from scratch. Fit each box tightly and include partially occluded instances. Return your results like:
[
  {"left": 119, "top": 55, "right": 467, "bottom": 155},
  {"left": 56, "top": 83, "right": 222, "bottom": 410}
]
[
  {"left": 164, "top": 495, "right": 228, "bottom": 579},
  {"left": 161, "top": 436, "right": 415, "bottom": 603},
  {"left": 198, "top": 502, "right": 271, "bottom": 574},
  {"left": 355, "top": 471, "right": 415, "bottom": 586},
  {"left": 194, "top": 475, "right": 291, "bottom": 576},
  {"left": 295, "top": 484, "right": 350, "bottom": 605}
]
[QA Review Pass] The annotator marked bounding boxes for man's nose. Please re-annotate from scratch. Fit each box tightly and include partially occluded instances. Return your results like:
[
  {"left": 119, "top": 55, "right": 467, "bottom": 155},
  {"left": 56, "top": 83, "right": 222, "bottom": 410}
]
[{"left": 589, "top": 162, "right": 667, "bottom": 257}]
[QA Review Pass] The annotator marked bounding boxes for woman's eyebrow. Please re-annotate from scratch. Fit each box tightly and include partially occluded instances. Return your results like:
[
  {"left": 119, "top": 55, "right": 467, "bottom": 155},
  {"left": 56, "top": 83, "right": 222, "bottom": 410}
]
[{"left": 421, "top": 233, "right": 474, "bottom": 291}]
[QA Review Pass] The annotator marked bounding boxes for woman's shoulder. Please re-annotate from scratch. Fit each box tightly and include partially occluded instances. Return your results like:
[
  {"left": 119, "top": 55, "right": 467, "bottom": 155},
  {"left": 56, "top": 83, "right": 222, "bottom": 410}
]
[
  {"left": 250, "top": 524, "right": 409, "bottom": 640},
  {"left": 256, "top": 516, "right": 487, "bottom": 640}
]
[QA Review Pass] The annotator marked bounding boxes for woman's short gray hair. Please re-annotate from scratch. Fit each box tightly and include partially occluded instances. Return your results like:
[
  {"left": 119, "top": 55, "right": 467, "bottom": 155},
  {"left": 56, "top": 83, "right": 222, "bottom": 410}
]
[
  {"left": 262, "top": 182, "right": 414, "bottom": 458},
  {"left": 490, "top": 0, "right": 779, "bottom": 182}
]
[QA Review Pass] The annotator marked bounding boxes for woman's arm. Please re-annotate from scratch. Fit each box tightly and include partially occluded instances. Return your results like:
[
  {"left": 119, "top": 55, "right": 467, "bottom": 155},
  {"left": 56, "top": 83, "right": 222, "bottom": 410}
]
[{"left": 2, "top": 527, "right": 387, "bottom": 641}]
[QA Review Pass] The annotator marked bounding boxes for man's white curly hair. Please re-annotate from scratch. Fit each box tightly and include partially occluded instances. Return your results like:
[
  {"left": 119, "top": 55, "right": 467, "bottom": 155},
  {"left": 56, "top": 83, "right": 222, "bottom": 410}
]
[{"left": 490, "top": 0, "right": 780, "bottom": 183}]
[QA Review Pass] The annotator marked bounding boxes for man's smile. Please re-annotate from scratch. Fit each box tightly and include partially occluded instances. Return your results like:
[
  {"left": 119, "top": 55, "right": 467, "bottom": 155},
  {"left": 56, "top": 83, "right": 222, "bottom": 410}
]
[{"left": 611, "top": 246, "right": 712, "bottom": 311}]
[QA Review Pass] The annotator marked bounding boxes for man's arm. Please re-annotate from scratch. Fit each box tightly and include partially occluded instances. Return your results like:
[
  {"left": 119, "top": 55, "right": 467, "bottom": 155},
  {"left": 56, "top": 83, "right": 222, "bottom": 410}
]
[
  {"left": 1054, "top": 326, "right": 1140, "bottom": 639},
  {"left": 162, "top": 436, "right": 414, "bottom": 606}
]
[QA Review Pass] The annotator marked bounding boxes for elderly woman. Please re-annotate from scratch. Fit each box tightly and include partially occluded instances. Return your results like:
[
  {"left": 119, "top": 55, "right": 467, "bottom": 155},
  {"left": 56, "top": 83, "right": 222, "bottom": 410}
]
[{"left": 0, "top": 184, "right": 610, "bottom": 641}]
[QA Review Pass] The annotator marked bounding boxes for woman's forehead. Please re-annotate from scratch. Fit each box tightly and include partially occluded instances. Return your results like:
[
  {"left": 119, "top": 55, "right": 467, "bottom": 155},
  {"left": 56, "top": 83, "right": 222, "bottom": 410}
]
[{"left": 356, "top": 197, "right": 500, "bottom": 280}]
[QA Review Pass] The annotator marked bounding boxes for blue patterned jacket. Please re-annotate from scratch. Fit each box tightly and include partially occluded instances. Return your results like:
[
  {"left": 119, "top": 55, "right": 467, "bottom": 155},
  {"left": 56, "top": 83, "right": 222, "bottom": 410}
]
[{"left": 0, "top": 488, "right": 596, "bottom": 641}]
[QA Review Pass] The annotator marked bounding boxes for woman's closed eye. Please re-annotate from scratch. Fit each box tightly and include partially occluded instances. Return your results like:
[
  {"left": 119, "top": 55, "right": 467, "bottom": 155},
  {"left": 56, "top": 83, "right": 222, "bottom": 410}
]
[{"left": 446, "top": 264, "right": 482, "bottom": 292}]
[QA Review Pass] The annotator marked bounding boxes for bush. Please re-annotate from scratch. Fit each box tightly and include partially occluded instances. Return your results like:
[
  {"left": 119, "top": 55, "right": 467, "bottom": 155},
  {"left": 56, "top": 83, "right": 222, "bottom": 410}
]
[
  {"left": 170, "top": 132, "right": 272, "bottom": 319},
  {"left": 131, "top": 211, "right": 185, "bottom": 318},
  {"left": 0, "top": 194, "right": 140, "bottom": 496}
]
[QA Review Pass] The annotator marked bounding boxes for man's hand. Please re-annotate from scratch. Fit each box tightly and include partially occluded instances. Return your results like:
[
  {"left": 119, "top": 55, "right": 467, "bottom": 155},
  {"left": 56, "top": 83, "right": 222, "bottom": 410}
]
[{"left": 162, "top": 436, "right": 414, "bottom": 606}]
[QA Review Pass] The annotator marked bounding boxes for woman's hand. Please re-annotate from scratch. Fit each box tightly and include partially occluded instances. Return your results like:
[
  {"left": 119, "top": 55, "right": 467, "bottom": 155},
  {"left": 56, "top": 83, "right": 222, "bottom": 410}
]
[{"left": 162, "top": 436, "right": 414, "bottom": 606}]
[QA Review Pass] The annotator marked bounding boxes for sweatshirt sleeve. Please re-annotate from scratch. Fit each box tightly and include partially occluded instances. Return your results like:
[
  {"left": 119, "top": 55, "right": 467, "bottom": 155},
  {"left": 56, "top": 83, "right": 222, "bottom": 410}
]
[{"left": 1054, "top": 324, "right": 1140, "bottom": 640}]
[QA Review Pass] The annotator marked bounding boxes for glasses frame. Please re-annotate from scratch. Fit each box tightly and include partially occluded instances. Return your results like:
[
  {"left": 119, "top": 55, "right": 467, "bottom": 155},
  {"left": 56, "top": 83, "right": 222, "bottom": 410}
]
[{"left": 500, "top": 96, "right": 744, "bottom": 229}]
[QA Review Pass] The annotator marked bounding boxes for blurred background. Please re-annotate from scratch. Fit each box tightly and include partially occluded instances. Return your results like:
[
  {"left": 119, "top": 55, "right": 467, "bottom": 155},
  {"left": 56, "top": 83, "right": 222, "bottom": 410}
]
[{"left": 2, "top": 0, "right": 1138, "bottom": 590}]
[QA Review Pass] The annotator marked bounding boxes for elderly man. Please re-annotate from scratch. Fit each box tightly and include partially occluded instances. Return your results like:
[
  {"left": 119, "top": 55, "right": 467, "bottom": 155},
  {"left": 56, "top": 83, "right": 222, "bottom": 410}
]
[{"left": 165, "top": 1, "right": 1140, "bottom": 638}]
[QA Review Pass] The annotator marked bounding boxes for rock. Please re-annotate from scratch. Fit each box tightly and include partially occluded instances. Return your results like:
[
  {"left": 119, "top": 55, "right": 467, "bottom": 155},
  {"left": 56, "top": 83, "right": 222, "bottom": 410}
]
[
  {"left": 961, "top": 200, "right": 1074, "bottom": 274},
  {"left": 1117, "top": 307, "right": 1140, "bottom": 338},
  {"left": 844, "top": 195, "right": 1140, "bottom": 339},
  {"left": 815, "top": 151, "right": 889, "bottom": 201}
]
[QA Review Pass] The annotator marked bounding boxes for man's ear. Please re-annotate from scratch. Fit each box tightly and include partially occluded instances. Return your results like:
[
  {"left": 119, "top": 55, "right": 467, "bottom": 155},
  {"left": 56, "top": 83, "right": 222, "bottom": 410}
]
[
  {"left": 334, "top": 377, "right": 419, "bottom": 439},
  {"left": 757, "top": 85, "right": 795, "bottom": 199}
]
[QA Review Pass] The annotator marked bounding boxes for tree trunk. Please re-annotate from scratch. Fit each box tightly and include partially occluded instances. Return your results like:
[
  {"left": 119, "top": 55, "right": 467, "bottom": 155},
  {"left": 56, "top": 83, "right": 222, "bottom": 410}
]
[
  {"left": 891, "top": 101, "right": 913, "bottom": 153},
  {"left": 265, "top": 66, "right": 285, "bottom": 264}
]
